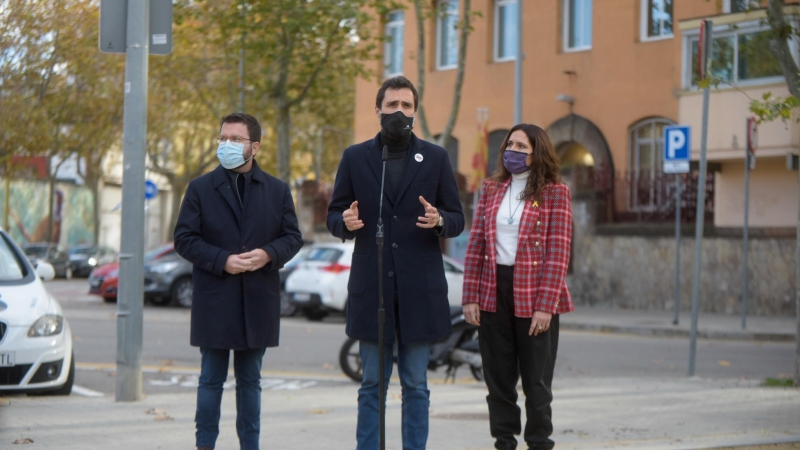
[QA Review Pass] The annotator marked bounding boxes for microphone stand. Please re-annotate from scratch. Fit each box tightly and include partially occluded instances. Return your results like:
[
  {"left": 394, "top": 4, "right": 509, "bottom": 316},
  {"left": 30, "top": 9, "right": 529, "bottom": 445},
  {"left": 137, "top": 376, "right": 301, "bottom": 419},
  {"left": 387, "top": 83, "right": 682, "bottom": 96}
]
[{"left": 376, "top": 144, "right": 388, "bottom": 450}]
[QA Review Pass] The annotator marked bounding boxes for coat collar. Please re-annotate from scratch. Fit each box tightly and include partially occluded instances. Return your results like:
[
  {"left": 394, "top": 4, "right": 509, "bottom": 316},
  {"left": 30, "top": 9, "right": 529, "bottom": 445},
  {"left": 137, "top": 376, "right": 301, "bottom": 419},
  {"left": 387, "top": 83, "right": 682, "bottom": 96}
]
[
  {"left": 365, "top": 132, "right": 426, "bottom": 205},
  {"left": 211, "top": 160, "right": 269, "bottom": 225}
]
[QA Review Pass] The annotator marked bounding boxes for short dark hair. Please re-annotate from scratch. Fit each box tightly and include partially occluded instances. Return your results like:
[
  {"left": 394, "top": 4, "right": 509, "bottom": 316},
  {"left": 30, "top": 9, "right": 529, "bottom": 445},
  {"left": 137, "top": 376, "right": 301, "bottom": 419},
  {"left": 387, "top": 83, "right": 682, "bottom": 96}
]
[
  {"left": 219, "top": 112, "right": 261, "bottom": 143},
  {"left": 375, "top": 76, "right": 418, "bottom": 112}
]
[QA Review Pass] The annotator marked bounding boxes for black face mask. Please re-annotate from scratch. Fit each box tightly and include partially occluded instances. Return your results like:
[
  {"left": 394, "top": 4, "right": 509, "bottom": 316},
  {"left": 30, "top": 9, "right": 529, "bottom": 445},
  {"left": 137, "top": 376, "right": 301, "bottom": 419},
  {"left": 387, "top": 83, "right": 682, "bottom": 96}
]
[{"left": 380, "top": 110, "right": 414, "bottom": 144}]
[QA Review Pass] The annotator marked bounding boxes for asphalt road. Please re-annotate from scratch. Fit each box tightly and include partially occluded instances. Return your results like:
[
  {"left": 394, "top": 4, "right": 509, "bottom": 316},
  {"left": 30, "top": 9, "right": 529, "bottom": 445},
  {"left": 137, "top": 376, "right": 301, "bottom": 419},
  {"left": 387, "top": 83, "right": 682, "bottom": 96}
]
[{"left": 44, "top": 279, "right": 796, "bottom": 398}]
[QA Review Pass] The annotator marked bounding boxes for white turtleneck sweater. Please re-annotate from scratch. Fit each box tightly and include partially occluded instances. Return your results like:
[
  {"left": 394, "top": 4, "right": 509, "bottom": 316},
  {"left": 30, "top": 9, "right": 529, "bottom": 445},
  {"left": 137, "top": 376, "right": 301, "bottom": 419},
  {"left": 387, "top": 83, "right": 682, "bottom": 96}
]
[{"left": 496, "top": 172, "right": 530, "bottom": 266}]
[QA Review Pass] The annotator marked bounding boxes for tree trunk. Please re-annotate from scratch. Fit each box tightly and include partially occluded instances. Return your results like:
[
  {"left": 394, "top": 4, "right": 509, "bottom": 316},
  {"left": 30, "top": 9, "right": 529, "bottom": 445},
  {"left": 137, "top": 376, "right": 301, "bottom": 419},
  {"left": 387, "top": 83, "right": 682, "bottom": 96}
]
[
  {"left": 91, "top": 176, "right": 101, "bottom": 246},
  {"left": 767, "top": 0, "right": 800, "bottom": 98},
  {"left": 414, "top": 0, "right": 433, "bottom": 142},
  {"left": 167, "top": 179, "right": 187, "bottom": 241},
  {"left": 47, "top": 176, "right": 55, "bottom": 243},
  {"left": 276, "top": 98, "right": 292, "bottom": 183},
  {"left": 438, "top": 0, "right": 471, "bottom": 150}
]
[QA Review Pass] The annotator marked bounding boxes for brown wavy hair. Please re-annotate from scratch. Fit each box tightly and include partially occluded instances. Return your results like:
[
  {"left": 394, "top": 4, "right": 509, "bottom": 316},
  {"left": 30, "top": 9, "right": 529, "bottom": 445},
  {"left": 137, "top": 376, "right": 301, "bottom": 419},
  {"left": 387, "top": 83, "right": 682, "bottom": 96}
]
[{"left": 489, "top": 124, "right": 561, "bottom": 201}]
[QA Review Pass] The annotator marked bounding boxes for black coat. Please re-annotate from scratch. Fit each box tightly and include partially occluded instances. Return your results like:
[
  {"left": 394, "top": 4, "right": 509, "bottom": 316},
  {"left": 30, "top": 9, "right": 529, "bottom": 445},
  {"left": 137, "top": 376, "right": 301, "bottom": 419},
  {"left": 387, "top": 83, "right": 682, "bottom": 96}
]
[
  {"left": 327, "top": 133, "right": 465, "bottom": 344},
  {"left": 174, "top": 162, "right": 303, "bottom": 350}
]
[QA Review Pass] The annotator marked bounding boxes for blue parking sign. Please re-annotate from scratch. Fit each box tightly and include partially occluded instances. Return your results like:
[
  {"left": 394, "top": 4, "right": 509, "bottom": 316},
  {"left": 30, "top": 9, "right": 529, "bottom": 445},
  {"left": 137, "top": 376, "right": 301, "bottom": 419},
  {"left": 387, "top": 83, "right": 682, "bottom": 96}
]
[
  {"left": 663, "top": 125, "right": 691, "bottom": 174},
  {"left": 145, "top": 180, "right": 158, "bottom": 200}
]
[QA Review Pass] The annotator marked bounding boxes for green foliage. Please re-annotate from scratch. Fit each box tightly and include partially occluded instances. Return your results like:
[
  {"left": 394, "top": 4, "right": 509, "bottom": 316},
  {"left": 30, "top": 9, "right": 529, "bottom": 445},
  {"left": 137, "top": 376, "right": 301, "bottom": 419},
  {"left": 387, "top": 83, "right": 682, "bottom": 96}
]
[
  {"left": 762, "top": 377, "right": 797, "bottom": 387},
  {"left": 749, "top": 91, "right": 800, "bottom": 124}
]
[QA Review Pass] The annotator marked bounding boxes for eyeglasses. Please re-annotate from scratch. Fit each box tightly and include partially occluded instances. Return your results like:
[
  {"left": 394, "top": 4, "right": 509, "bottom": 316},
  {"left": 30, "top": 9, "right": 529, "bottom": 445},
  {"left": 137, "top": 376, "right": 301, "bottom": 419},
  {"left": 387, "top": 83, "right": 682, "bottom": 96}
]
[{"left": 217, "top": 136, "right": 251, "bottom": 144}]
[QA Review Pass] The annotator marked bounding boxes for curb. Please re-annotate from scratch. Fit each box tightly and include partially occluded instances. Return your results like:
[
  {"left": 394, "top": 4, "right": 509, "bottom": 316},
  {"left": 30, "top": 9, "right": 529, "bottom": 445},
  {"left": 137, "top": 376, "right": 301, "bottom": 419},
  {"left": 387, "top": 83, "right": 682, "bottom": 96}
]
[{"left": 559, "top": 322, "right": 796, "bottom": 342}]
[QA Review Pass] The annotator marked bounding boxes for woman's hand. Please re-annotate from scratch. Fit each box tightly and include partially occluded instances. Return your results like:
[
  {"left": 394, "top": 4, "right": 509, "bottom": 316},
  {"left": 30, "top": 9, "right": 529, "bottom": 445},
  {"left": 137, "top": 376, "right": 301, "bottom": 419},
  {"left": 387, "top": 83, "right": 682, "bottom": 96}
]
[
  {"left": 463, "top": 303, "right": 481, "bottom": 326},
  {"left": 529, "top": 311, "right": 552, "bottom": 336}
]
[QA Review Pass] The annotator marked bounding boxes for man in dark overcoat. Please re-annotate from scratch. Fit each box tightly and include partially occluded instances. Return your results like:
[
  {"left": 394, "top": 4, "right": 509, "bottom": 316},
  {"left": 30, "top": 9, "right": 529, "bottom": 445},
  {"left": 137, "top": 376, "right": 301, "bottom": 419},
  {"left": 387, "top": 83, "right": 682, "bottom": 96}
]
[
  {"left": 174, "top": 112, "right": 303, "bottom": 450},
  {"left": 327, "top": 76, "right": 465, "bottom": 450}
]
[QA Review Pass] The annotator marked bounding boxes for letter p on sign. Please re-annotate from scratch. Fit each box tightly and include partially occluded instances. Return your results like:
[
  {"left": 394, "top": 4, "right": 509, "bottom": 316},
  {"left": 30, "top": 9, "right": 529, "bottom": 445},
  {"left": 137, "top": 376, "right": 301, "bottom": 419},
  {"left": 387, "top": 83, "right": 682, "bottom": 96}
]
[{"left": 663, "top": 125, "right": 691, "bottom": 174}]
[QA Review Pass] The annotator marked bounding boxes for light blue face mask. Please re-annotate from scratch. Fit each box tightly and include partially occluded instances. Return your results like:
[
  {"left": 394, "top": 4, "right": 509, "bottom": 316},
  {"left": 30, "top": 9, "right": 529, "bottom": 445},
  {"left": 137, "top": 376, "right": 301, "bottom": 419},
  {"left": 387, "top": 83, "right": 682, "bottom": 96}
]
[{"left": 217, "top": 140, "right": 251, "bottom": 170}]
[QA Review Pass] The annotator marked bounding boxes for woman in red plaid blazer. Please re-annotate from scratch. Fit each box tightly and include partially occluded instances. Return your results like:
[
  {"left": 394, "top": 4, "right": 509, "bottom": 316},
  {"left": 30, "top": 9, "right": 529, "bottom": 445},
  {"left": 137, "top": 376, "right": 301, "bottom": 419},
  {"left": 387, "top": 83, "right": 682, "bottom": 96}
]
[{"left": 462, "top": 124, "right": 574, "bottom": 450}]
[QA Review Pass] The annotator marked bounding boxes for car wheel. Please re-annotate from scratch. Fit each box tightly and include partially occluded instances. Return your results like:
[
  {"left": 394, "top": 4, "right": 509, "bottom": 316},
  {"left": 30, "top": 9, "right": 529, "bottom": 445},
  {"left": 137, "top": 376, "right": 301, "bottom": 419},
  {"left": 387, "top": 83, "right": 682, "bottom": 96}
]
[
  {"left": 48, "top": 353, "right": 75, "bottom": 396},
  {"left": 338, "top": 338, "right": 362, "bottom": 382},
  {"left": 102, "top": 296, "right": 117, "bottom": 303},
  {"left": 280, "top": 291, "right": 297, "bottom": 317},
  {"left": 171, "top": 277, "right": 193, "bottom": 308},
  {"left": 305, "top": 309, "right": 328, "bottom": 322},
  {"left": 64, "top": 266, "right": 73, "bottom": 280}
]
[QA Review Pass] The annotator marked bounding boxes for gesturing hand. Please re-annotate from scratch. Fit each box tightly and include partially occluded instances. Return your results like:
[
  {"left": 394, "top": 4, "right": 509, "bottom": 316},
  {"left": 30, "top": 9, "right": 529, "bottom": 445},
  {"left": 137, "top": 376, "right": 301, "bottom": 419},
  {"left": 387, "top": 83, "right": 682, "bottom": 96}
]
[
  {"left": 343, "top": 201, "right": 364, "bottom": 231},
  {"left": 464, "top": 303, "right": 481, "bottom": 326},
  {"left": 416, "top": 196, "right": 440, "bottom": 229}
]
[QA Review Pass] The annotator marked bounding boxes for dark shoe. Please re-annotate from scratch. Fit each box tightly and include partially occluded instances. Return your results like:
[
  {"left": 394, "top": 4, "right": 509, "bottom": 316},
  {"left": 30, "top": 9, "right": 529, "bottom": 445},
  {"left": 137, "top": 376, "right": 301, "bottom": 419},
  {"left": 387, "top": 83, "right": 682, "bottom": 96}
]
[{"left": 197, "top": 447, "right": 213, "bottom": 450}]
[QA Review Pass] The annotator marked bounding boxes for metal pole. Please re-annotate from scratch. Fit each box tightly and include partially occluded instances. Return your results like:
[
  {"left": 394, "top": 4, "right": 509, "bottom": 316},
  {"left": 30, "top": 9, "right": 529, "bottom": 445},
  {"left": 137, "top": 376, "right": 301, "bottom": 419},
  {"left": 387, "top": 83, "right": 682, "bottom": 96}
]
[
  {"left": 795, "top": 151, "right": 800, "bottom": 387},
  {"left": 741, "top": 151, "right": 751, "bottom": 329},
  {"left": 513, "top": 0, "right": 523, "bottom": 124},
  {"left": 673, "top": 175, "right": 681, "bottom": 325},
  {"left": 4, "top": 161, "right": 10, "bottom": 231},
  {"left": 116, "top": 0, "right": 149, "bottom": 402},
  {"left": 688, "top": 20, "right": 712, "bottom": 378}
]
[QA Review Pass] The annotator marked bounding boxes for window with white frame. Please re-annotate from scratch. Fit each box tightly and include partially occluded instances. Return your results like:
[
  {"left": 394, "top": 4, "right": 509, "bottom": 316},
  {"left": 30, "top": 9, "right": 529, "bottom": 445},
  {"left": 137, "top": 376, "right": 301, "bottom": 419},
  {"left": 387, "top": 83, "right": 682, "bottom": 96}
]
[
  {"left": 641, "top": 0, "right": 673, "bottom": 41},
  {"left": 437, "top": 0, "right": 460, "bottom": 70},
  {"left": 494, "top": 0, "right": 518, "bottom": 62},
  {"left": 384, "top": 11, "right": 405, "bottom": 77},
  {"left": 564, "top": 0, "right": 592, "bottom": 51},
  {"left": 724, "top": 0, "right": 759, "bottom": 13},
  {"left": 684, "top": 22, "right": 784, "bottom": 88},
  {"left": 628, "top": 118, "right": 674, "bottom": 210}
]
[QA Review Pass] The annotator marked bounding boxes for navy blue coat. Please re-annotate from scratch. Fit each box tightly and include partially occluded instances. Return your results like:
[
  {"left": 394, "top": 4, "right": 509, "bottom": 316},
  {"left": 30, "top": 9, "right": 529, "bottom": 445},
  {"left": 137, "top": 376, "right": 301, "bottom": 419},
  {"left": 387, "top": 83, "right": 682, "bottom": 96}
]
[
  {"left": 174, "top": 162, "right": 303, "bottom": 350},
  {"left": 327, "top": 133, "right": 465, "bottom": 344}
]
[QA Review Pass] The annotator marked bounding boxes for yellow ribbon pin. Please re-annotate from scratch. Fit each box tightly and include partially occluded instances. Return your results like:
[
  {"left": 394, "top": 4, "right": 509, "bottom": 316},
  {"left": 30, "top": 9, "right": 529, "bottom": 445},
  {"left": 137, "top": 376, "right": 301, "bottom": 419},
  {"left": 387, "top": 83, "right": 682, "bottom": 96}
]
[{"left": 532, "top": 200, "right": 539, "bottom": 208}]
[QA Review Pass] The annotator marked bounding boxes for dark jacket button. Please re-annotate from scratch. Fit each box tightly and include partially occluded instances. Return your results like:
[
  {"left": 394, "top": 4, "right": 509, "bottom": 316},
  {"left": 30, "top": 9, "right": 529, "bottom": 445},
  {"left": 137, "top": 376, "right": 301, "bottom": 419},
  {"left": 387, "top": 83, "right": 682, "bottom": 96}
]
[
  {"left": 393, "top": 216, "right": 398, "bottom": 222},
  {"left": 392, "top": 243, "right": 398, "bottom": 249},
  {"left": 388, "top": 271, "right": 394, "bottom": 277}
]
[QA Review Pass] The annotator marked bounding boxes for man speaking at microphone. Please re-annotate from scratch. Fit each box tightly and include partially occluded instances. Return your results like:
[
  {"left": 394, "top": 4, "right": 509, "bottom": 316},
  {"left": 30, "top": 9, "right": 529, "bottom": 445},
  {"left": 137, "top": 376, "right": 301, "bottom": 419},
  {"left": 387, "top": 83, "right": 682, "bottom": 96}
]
[{"left": 328, "top": 76, "right": 464, "bottom": 449}]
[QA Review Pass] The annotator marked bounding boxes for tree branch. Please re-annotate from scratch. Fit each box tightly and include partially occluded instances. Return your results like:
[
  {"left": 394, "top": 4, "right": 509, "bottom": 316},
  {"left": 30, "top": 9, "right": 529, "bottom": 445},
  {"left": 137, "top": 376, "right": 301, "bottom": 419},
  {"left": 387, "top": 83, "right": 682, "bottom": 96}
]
[
  {"left": 767, "top": 0, "right": 800, "bottom": 98},
  {"left": 414, "top": 0, "right": 433, "bottom": 141}
]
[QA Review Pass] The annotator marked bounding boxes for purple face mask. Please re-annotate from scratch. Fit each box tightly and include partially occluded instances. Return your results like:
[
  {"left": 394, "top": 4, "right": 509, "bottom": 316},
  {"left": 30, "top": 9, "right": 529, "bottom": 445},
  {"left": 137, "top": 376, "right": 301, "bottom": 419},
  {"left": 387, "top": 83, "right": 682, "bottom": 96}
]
[{"left": 503, "top": 150, "right": 530, "bottom": 174}]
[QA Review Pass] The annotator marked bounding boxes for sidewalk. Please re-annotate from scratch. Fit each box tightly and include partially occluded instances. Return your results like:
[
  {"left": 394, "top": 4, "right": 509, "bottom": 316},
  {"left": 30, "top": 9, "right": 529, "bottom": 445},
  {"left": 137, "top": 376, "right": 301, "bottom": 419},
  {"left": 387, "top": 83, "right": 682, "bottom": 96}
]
[
  {"left": 1, "top": 377, "right": 798, "bottom": 449},
  {"left": 561, "top": 306, "right": 797, "bottom": 342}
]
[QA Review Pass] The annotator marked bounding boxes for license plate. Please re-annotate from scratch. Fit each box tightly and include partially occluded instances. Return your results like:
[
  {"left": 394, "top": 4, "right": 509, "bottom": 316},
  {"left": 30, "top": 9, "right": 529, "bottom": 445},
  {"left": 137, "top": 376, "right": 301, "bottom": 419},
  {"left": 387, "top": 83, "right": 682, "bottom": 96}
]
[
  {"left": 0, "top": 352, "right": 14, "bottom": 367},
  {"left": 294, "top": 293, "right": 311, "bottom": 302},
  {"left": 90, "top": 280, "right": 101, "bottom": 287}
]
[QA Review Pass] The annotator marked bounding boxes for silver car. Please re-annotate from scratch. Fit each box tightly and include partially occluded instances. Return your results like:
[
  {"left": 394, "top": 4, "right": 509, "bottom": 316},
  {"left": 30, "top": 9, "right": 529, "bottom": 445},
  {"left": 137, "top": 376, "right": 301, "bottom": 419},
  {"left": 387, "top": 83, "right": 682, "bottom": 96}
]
[{"left": 143, "top": 249, "right": 193, "bottom": 308}]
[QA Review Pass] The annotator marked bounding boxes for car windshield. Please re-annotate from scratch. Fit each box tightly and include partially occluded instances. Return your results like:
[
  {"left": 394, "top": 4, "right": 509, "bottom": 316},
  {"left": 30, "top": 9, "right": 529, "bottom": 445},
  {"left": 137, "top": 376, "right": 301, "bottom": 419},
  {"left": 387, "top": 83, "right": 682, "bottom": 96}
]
[
  {"left": 23, "top": 246, "right": 49, "bottom": 259},
  {"left": 306, "top": 247, "right": 344, "bottom": 263},
  {"left": 70, "top": 247, "right": 96, "bottom": 256},
  {"left": 285, "top": 247, "right": 311, "bottom": 269},
  {"left": 144, "top": 245, "right": 173, "bottom": 262},
  {"left": 0, "top": 235, "right": 27, "bottom": 281}
]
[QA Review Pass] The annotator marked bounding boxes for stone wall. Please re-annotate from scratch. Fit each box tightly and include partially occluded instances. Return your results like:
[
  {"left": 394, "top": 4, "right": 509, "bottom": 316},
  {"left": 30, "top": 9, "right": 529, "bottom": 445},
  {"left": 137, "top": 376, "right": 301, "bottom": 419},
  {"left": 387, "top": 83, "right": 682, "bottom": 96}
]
[{"left": 568, "top": 198, "right": 796, "bottom": 316}]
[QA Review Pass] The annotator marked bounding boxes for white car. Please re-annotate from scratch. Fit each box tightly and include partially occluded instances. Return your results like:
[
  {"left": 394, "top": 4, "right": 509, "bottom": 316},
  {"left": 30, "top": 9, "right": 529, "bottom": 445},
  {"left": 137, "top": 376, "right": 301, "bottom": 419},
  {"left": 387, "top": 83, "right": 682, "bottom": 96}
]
[
  {"left": 0, "top": 229, "right": 74, "bottom": 395},
  {"left": 285, "top": 242, "right": 465, "bottom": 321}
]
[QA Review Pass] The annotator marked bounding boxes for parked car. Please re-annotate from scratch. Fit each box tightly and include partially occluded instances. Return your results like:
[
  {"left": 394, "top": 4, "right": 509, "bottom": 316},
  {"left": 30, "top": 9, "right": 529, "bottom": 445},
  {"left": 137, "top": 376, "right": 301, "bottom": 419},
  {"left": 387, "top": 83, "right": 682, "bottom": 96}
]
[
  {"left": 88, "top": 243, "right": 175, "bottom": 303},
  {"left": 69, "top": 245, "right": 117, "bottom": 278},
  {"left": 285, "top": 243, "right": 466, "bottom": 322},
  {"left": 143, "top": 249, "right": 193, "bottom": 308},
  {"left": 278, "top": 245, "right": 311, "bottom": 317},
  {"left": 21, "top": 243, "right": 73, "bottom": 279},
  {"left": 0, "top": 229, "right": 74, "bottom": 395}
]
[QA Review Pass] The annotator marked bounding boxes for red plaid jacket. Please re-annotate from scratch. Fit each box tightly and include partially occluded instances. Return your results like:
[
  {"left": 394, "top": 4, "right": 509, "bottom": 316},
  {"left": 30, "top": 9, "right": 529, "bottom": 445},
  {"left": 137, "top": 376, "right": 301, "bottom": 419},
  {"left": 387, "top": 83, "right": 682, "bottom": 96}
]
[{"left": 462, "top": 179, "right": 574, "bottom": 317}]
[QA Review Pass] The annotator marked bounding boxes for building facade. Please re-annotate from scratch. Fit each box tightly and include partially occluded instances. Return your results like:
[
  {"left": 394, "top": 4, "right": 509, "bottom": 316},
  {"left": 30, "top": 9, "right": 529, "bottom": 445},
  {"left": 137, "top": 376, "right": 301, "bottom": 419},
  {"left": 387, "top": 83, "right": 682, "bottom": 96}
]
[{"left": 353, "top": 0, "right": 799, "bottom": 315}]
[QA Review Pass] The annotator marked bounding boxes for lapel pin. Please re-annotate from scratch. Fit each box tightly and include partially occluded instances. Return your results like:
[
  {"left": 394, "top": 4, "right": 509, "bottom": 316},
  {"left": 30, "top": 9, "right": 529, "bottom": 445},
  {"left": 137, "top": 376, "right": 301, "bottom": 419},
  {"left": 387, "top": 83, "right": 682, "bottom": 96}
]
[
  {"left": 414, "top": 153, "right": 423, "bottom": 162},
  {"left": 532, "top": 200, "right": 539, "bottom": 208}
]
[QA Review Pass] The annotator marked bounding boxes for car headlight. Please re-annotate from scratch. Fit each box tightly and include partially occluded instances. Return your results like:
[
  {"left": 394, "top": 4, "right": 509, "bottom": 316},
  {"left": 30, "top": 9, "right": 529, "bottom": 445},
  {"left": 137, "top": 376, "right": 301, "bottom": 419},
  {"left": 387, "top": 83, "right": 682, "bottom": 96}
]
[
  {"left": 148, "top": 261, "right": 179, "bottom": 274},
  {"left": 109, "top": 269, "right": 119, "bottom": 278},
  {"left": 88, "top": 257, "right": 98, "bottom": 266},
  {"left": 28, "top": 315, "right": 64, "bottom": 337}
]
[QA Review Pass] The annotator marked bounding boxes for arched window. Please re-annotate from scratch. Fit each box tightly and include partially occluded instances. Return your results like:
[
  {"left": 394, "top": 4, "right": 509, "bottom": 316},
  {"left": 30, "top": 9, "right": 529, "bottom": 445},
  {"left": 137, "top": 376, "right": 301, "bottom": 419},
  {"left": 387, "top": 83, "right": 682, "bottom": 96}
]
[
  {"left": 628, "top": 117, "right": 675, "bottom": 210},
  {"left": 434, "top": 134, "right": 460, "bottom": 170}
]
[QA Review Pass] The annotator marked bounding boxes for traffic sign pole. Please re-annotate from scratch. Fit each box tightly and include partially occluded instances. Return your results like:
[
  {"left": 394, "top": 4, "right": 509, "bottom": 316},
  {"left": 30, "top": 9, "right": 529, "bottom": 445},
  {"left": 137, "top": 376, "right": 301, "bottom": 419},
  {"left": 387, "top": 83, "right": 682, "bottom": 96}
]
[
  {"left": 688, "top": 19, "right": 713, "bottom": 377},
  {"left": 663, "top": 126, "right": 691, "bottom": 325},
  {"left": 116, "top": 0, "right": 149, "bottom": 402}
]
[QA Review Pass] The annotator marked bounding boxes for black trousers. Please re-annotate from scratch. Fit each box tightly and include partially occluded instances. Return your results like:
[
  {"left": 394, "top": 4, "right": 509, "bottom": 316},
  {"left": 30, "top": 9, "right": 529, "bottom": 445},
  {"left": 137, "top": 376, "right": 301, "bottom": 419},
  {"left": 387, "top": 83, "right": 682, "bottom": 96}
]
[{"left": 479, "top": 264, "right": 560, "bottom": 450}]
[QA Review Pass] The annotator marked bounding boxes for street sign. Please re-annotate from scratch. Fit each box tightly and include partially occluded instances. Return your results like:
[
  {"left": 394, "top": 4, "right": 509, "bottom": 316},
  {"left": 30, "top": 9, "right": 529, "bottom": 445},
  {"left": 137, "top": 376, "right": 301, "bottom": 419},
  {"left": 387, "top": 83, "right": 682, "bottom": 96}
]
[
  {"left": 747, "top": 117, "right": 757, "bottom": 170},
  {"left": 99, "top": 0, "right": 173, "bottom": 55},
  {"left": 663, "top": 125, "right": 691, "bottom": 174},
  {"left": 144, "top": 180, "right": 158, "bottom": 200}
]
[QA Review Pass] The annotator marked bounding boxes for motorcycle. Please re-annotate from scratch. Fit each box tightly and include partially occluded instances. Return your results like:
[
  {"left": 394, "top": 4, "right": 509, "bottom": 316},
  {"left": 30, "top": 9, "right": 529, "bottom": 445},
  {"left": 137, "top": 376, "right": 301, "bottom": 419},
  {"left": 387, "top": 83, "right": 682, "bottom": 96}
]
[{"left": 338, "top": 306, "right": 483, "bottom": 383}]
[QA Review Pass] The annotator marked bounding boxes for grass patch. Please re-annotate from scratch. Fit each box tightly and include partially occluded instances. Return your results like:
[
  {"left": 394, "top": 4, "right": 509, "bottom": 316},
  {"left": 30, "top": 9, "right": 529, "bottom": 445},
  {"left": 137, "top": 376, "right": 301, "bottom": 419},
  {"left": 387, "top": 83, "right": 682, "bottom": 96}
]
[{"left": 762, "top": 377, "right": 797, "bottom": 388}]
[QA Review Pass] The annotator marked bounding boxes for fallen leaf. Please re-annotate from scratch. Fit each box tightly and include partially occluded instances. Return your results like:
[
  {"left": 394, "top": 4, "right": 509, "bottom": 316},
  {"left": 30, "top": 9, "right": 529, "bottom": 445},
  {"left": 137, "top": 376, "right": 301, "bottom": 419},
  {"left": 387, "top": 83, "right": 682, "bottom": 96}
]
[
  {"left": 718, "top": 360, "right": 731, "bottom": 367},
  {"left": 13, "top": 438, "right": 34, "bottom": 444},
  {"left": 308, "top": 409, "right": 329, "bottom": 414},
  {"left": 322, "top": 363, "right": 335, "bottom": 371},
  {"left": 146, "top": 408, "right": 167, "bottom": 416},
  {"left": 154, "top": 415, "right": 173, "bottom": 421}
]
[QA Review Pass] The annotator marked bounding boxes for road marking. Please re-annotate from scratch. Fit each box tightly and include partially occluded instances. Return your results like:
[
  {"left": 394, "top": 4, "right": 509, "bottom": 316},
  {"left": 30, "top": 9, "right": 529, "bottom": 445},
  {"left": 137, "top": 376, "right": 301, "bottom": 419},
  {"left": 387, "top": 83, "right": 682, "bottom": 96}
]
[{"left": 71, "top": 385, "right": 105, "bottom": 397}]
